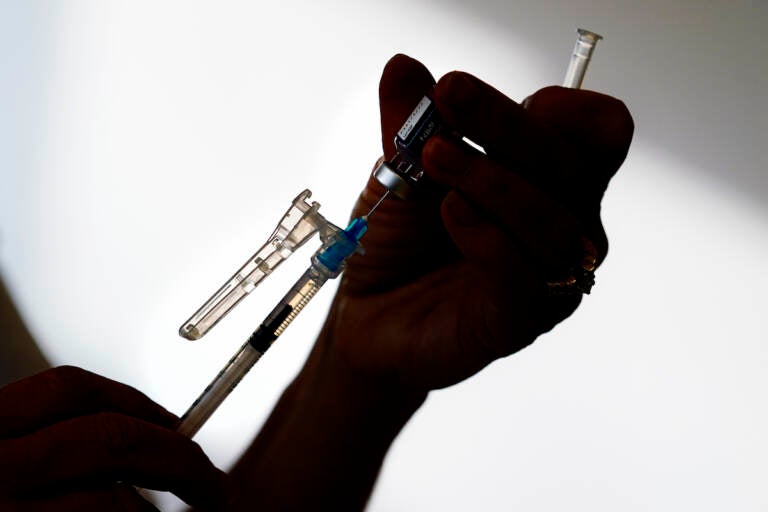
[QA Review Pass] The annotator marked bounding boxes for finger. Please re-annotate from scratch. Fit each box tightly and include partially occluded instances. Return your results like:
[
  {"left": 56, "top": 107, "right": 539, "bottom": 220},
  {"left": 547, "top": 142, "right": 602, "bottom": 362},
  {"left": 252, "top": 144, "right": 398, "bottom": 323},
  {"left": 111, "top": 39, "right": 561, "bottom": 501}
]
[
  {"left": 439, "top": 192, "right": 580, "bottom": 352},
  {"left": 423, "top": 136, "right": 583, "bottom": 273},
  {"left": 521, "top": 87, "right": 631, "bottom": 256},
  {"left": 440, "top": 191, "right": 521, "bottom": 264},
  {"left": 431, "top": 72, "right": 579, "bottom": 210},
  {"left": 432, "top": 71, "right": 539, "bottom": 162},
  {"left": 0, "top": 412, "right": 227, "bottom": 509},
  {"left": 344, "top": 183, "right": 458, "bottom": 294},
  {"left": 364, "top": 54, "right": 441, "bottom": 217},
  {"left": 0, "top": 366, "right": 177, "bottom": 438},
  {"left": 522, "top": 85, "right": 634, "bottom": 176},
  {"left": 11, "top": 484, "right": 161, "bottom": 512},
  {"left": 439, "top": 191, "right": 534, "bottom": 299},
  {"left": 432, "top": 74, "right": 633, "bottom": 200},
  {"left": 344, "top": 54, "right": 449, "bottom": 292},
  {"left": 378, "top": 54, "right": 436, "bottom": 159}
]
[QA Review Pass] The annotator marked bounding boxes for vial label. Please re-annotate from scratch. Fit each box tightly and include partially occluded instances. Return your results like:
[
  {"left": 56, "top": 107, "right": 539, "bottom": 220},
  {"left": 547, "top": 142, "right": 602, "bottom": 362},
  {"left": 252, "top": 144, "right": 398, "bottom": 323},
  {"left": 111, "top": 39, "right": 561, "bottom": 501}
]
[{"left": 397, "top": 96, "right": 432, "bottom": 140}]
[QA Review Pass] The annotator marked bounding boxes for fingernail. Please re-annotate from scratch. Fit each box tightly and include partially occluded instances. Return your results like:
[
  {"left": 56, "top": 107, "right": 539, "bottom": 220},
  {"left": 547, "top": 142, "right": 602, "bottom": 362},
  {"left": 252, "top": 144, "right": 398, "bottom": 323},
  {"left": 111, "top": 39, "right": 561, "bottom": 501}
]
[{"left": 444, "top": 193, "right": 482, "bottom": 226}]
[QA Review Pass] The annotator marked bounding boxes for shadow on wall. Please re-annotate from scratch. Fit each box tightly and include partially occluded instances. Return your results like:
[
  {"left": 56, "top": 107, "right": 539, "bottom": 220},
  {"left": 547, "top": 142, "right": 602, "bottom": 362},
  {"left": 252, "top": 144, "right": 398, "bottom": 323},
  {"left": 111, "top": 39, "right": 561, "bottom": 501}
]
[{"left": 0, "top": 275, "right": 49, "bottom": 385}]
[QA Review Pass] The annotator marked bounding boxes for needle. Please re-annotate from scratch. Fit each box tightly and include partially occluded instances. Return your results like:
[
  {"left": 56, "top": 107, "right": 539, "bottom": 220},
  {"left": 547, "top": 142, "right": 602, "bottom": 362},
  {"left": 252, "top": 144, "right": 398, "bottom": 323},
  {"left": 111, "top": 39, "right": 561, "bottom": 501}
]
[{"left": 365, "top": 190, "right": 389, "bottom": 219}]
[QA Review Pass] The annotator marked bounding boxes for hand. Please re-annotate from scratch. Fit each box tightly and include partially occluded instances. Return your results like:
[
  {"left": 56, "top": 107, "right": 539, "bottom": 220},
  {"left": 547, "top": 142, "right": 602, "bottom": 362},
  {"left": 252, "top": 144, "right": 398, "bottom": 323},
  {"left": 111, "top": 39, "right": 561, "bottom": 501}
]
[
  {"left": 317, "top": 54, "right": 633, "bottom": 392},
  {"left": 224, "top": 55, "right": 632, "bottom": 510},
  {"left": 0, "top": 366, "right": 227, "bottom": 511}
]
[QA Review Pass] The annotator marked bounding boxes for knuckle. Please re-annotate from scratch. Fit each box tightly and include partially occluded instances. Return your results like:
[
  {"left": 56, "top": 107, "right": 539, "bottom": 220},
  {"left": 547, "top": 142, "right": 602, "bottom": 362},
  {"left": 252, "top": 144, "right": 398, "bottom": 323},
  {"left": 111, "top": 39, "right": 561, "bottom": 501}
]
[
  {"left": 597, "top": 96, "right": 635, "bottom": 142},
  {"left": 91, "top": 412, "right": 205, "bottom": 470},
  {"left": 50, "top": 364, "right": 89, "bottom": 380},
  {"left": 435, "top": 71, "right": 485, "bottom": 112},
  {"left": 40, "top": 366, "right": 96, "bottom": 409},
  {"left": 44, "top": 365, "right": 89, "bottom": 391},
  {"left": 93, "top": 412, "right": 142, "bottom": 462},
  {"left": 528, "top": 87, "right": 634, "bottom": 146},
  {"left": 522, "top": 85, "right": 562, "bottom": 110},
  {"left": 436, "top": 69, "right": 459, "bottom": 85}
]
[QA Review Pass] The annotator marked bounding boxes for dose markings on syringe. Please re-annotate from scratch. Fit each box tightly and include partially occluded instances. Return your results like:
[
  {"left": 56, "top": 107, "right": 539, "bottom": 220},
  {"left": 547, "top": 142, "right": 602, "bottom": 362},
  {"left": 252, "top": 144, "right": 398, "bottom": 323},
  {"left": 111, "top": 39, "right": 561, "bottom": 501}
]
[{"left": 274, "top": 280, "right": 322, "bottom": 336}]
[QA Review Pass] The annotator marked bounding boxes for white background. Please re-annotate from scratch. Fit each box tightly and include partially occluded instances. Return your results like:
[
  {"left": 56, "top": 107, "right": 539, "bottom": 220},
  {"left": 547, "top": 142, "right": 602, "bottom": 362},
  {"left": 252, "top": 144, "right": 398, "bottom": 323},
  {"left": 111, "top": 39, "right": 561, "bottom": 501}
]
[{"left": 1, "top": 1, "right": 766, "bottom": 510}]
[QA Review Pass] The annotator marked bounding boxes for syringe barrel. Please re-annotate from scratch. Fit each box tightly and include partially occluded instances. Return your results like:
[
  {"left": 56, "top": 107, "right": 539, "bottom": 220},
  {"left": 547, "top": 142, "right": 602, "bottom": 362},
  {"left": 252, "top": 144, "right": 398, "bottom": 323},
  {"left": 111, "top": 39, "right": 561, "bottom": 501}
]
[
  {"left": 248, "top": 266, "right": 329, "bottom": 352},
  {"left": 176, "top": 220, "right": 366, "bottom": 438},
  {"left": 177, "top": 341, "right": 264, "bottom": 437},
  {"left": 177, "top": 267, "right": 328, "bottom": 438}
]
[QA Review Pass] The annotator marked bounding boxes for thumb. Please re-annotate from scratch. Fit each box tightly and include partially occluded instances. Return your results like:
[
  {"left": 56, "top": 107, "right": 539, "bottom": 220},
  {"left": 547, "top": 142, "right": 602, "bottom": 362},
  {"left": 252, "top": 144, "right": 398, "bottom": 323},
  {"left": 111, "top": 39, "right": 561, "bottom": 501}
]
[{"left": 378, "top": 54, "right": 436, "bottom": 159}]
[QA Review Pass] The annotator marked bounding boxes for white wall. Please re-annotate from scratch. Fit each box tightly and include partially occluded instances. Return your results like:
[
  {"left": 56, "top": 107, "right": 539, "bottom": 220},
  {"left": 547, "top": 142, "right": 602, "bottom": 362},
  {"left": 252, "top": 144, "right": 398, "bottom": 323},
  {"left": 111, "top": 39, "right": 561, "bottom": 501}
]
[{"left": 1, "top": 1, "right": 766, "bottom": 510}]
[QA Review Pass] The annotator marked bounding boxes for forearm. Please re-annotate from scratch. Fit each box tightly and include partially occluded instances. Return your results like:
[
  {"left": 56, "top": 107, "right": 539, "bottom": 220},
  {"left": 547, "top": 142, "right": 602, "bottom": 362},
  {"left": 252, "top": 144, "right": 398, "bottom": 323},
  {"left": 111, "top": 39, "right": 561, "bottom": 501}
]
[{"left": 227, "top": 323, "right": 427, "bottom": 511}]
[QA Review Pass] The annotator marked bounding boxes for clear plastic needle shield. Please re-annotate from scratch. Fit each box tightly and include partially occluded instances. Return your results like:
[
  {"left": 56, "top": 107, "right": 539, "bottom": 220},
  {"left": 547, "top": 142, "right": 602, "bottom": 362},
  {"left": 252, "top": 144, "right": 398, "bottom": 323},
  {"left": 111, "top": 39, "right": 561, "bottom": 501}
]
[
  {"left": 179, "top": 189, "right": 338, "bottom": 340},
  {"left": 176, "top": 197, "right": 369, "bottom": 437}
]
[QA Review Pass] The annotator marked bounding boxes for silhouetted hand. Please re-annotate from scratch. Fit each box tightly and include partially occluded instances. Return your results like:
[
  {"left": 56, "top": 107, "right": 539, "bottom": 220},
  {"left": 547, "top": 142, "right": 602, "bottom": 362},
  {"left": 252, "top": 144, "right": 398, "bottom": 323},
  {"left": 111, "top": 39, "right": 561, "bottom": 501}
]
[
  {"left": 0, "top": 366, "right": 227, "bottom": 511},
  {"left": 317, "top": 54, "right": 634, "bottom": 392},
  {"left": 225, "top": 54, "right": 634, "bottom": 511}
]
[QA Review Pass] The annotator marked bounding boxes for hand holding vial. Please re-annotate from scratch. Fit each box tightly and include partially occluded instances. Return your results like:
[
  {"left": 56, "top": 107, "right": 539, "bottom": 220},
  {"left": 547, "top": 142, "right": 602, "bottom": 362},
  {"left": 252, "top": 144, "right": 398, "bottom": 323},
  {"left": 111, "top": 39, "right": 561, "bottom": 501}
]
[
  {"left": 310, "top": 54, "right": 634, "bottom": 392},
  {"left": 227, "top": 52, "right": 634, "bottom": 510}
]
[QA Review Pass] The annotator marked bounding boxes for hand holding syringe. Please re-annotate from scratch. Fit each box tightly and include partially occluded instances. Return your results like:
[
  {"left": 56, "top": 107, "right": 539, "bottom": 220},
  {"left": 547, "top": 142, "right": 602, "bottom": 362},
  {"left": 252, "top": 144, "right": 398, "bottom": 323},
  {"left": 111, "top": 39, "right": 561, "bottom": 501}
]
[{"left": 176, "top": 29, "right": 603, "bottom": 438}]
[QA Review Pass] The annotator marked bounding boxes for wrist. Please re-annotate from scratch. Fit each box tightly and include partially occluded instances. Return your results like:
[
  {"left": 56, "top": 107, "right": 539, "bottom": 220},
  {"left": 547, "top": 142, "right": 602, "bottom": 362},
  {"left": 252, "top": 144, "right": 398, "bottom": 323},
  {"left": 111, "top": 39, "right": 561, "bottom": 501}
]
[
  {"left": 289, "top": 326, "right": 428, "bottom": 438},
  {"left": 229, "top": 324, "right": 427, "bottom": 511}
]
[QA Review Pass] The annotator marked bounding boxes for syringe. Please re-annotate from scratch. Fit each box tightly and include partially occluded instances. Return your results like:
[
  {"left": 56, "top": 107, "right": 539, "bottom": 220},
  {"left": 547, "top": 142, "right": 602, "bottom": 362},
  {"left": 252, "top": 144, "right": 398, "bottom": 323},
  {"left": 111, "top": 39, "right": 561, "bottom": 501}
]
[{"left": 177, "top": 216, "right": 369, "bottom": 437}]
